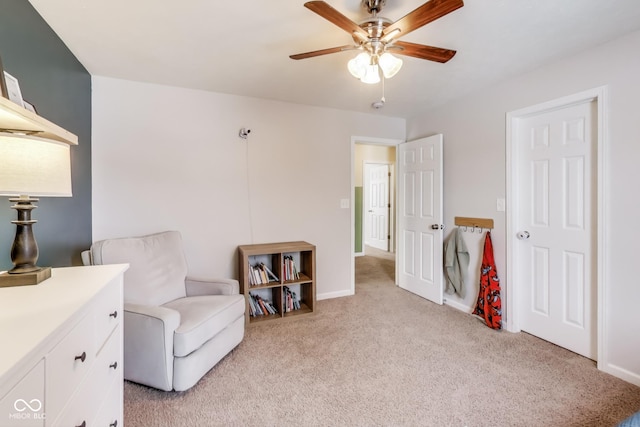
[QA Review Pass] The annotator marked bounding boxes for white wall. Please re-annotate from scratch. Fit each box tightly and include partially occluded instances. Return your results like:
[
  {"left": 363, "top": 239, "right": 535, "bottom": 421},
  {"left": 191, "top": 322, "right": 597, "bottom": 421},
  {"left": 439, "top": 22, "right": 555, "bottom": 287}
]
[
  {"left": 92, "top": 77, "right": 405, "bottom": 300},
  {"left": 407, "top": 30, "right": 640, "bottom": 385}
]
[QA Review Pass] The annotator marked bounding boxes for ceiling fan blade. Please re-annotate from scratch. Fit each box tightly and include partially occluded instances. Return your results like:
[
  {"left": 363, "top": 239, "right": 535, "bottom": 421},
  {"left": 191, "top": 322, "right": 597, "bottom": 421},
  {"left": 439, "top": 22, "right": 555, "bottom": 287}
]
[
  {"left": 383, "top": 0, "right": 463, "bottom": 41},
  {"left": 290, "top": 45, "right": 356, "bottom": 60},
  {"left": 304, "top": 1, "right": 369, "bottom": 39},
  {"left": 392, "top": 41, "right": 456, "bottom": 63}
]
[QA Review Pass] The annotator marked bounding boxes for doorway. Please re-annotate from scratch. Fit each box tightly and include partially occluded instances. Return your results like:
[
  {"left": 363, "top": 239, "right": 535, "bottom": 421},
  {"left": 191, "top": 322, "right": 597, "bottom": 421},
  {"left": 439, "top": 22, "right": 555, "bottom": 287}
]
[
  {"left": 506, "top": 87, "right": 606, "bottom": 363},
  {"left": 351, "top": 136, "right": 402, "bottom": 295}
]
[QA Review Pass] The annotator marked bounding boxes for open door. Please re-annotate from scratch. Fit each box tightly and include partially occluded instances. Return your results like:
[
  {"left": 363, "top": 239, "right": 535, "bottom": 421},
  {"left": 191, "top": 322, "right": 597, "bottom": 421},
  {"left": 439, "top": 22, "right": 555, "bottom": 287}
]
[{"left": 397, "top": 135, "right": 444, "bottom": 303}]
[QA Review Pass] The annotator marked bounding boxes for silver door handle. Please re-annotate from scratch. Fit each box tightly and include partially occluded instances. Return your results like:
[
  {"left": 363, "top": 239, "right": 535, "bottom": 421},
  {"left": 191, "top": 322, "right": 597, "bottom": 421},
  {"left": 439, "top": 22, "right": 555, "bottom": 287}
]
[
  {"left": 517, "top": 231, "right": 530, "bottom": 240},
  {"left": 431, "top": 224, "right": 445, "bottom": 230}
]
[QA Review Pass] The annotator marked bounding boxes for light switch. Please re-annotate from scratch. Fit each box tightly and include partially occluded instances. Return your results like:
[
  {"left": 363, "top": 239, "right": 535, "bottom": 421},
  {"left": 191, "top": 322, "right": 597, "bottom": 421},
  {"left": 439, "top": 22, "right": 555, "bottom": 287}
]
[
  {"left": 340, "top": 199, "right": 350, "bottom": 209},
  {"left": 497, "top": 198, "right": 506, "bottom": 212}
]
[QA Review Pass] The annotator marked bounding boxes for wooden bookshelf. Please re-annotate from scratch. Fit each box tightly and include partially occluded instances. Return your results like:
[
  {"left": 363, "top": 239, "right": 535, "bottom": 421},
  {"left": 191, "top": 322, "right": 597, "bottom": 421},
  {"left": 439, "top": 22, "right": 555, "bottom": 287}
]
[{"left": 238, "top": 241, "right": 316, "bottom": 325}]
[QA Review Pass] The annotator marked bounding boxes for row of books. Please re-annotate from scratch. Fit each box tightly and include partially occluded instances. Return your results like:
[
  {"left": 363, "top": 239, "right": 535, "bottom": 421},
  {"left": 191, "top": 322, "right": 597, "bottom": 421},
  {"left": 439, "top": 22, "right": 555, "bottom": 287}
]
[
  {"left": 248, "top": 293, "right": 278, "bottom": 317},
  {"left": 283, "top": 286, "right": 301, "bottom": 313},
  {"left": 283, "top": 255, "right": 300, "bottom": 281},
  {"left": 248, "top": 262, "right": 278, "bottom": 286},
  {"left": 248, "top": 289, "right": 302, "bottom": 317},
  {"left": 248, "top": 257, "right": 301, "bottom": 286}
]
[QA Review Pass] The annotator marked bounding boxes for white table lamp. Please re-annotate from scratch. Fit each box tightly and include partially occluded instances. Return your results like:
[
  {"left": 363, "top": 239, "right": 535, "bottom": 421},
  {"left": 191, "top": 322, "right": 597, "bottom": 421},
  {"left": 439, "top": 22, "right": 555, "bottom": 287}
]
[{"left": 0, "top": 132, "right": 72, "bottom": 286}]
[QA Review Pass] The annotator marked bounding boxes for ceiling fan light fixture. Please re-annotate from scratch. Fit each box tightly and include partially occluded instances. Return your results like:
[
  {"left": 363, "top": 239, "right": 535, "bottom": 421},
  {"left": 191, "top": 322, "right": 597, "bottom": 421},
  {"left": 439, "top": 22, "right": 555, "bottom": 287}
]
[
  {"left": 347, "top": 52, "right": 371, "bottom": 79},
  {"left": 361, "top": 63, "right": 381, "bottom": 84},
  {"left": 378, "top": 52, "right": 403, "bottom": 78}
]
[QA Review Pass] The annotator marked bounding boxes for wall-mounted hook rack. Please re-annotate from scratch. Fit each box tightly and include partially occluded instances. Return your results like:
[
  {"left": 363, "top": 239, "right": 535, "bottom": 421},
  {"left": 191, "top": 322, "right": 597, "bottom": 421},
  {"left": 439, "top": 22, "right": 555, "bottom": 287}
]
[{"left": 454, "top": 216, "right": 494, "bottom": 232}]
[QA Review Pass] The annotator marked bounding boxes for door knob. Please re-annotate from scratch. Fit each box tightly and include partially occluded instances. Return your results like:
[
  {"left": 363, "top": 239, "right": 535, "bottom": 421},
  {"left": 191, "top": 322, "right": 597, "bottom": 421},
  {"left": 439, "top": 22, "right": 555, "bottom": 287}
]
[
  {"left": 517, "top": 231, "right": 530, "bottom": 240},
  {"left": 430, "top": 224, "right": 445, "bottom": 230}
]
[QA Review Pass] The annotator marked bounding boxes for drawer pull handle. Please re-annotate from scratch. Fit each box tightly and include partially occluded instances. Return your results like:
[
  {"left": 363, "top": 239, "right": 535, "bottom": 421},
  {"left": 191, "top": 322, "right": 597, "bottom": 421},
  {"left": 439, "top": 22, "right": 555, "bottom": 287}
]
[
  {"left": 109, "top": 310, "right": 118, "bottom": 318},
  {"left": 109, "top": 361, "right": 118, "bottom": 370},
  {"left": 110, "top": 420, "right": 118, "bottom": 427},
  {"left": 74, "top": 352, "right": 86, "bottom": 363},
  {"left": 76, "top": 421, "right": 86, "bottom": 427}
]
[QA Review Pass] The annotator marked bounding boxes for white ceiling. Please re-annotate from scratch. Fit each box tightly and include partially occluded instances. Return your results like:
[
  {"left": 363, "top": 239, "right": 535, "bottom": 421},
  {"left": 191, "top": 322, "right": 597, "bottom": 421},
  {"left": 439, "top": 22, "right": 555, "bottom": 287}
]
[{"left": 28, "top": 0, "right": 640, "bottom": 119}]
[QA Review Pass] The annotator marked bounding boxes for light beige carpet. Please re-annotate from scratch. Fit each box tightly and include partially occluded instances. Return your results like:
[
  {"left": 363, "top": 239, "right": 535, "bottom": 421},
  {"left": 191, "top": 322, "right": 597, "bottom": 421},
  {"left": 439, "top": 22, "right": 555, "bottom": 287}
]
[{"left": 123, "top": 248, "right": 640, "bottom": 426}]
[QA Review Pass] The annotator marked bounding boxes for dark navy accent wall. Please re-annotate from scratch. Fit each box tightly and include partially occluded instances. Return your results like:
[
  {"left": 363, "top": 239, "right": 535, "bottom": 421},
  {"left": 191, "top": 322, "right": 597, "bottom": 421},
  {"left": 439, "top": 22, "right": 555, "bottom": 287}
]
[{"left": 0, "top": 1, "right": 92, "bottom": 269}]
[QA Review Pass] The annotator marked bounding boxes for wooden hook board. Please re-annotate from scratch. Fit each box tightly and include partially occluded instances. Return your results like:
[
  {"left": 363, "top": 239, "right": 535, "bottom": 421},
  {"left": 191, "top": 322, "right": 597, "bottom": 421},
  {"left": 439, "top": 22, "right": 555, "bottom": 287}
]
[{"left": 454, "top": 216, "right": 494, "bottom": 230}]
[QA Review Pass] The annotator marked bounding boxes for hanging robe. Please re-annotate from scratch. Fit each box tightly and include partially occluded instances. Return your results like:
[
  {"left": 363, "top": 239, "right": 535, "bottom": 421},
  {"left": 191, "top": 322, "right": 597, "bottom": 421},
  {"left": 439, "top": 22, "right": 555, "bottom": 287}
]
[
  {"left": 473, "top": 231, "right": 502, "bottom": 330},
  {"left": 444, "top": 227, "right": 470, "bottom": 298}
]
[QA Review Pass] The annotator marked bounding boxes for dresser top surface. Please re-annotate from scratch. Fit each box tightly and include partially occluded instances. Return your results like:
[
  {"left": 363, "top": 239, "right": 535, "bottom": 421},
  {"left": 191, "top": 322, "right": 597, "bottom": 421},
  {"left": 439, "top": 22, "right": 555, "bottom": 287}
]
[{"left": 0, "top": 264, "right": 128, "bottom": 382}]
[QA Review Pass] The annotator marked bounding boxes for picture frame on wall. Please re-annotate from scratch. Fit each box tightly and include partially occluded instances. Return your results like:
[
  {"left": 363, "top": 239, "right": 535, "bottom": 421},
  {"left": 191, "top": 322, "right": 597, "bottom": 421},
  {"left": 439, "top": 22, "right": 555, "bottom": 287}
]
[{"left": 3, "top": 71, "right": 24, "bottom": 108}]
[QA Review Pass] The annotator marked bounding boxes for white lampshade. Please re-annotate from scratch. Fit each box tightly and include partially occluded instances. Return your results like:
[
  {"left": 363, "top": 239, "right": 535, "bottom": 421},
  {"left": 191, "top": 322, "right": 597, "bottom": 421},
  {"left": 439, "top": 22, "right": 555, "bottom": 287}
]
[
  {"left": 361, "top": 64, "right": 381, "bottom": 84},
  {"left": 0, "top": 133, "right": 72, "bottom": 197},
  {"left": 347, "top": 52, "right": 371, "bottom": 79},
  {"left": 378, "top": 52, "right": 403, "bottom": 79}
]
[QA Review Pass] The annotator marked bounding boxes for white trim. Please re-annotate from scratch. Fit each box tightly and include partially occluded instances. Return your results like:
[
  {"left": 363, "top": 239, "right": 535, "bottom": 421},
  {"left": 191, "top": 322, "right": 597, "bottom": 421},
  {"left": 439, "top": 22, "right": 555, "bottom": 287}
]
[
  {"left": 600, "top": 363, "right": 640, "bottom": 388},
  {"left": 505, "top": 86, "right": 607, "bottom": 366},
  {"left": 351, "top": 136, "right": 404, "bottom": 296},
  {"left": 596, "top": 88, "right": 608, "bottom": 373},
  {"left": 443, "top": 297, "right": 473, "bottom": 313},
  {"left": 317, "top": 289, "right": 354, "bottom": 300}
]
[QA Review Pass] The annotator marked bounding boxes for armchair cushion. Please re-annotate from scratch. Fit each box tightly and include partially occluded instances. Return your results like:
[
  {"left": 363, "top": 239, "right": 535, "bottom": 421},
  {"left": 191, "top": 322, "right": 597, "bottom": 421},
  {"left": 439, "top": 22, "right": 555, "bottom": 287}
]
[
  {"left": 91, "top": 231, "right": 188, "bottom": 306},
  {"left": 163, "top": 294, "right": 245, "bottom": 357}
]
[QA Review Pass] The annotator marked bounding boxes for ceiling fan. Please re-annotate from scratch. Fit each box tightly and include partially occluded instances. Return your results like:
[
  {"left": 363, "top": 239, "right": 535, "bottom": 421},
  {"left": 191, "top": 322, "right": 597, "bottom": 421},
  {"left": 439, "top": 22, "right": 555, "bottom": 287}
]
[{"left": 290, "top": 0, "right": 464, "bottom": 83}]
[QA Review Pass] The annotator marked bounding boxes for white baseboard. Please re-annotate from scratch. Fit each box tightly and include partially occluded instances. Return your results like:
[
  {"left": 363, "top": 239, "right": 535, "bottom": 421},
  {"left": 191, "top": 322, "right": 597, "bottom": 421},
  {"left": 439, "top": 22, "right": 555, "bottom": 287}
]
[
  {"left": 443, "top": 297, "right": 473, "bottom": 314},
  {"left": 599, "top": 362, "right": 640, "bottom": 387},
  {"left": 317, "top": 289, "right": 354, "bottom": 300}
]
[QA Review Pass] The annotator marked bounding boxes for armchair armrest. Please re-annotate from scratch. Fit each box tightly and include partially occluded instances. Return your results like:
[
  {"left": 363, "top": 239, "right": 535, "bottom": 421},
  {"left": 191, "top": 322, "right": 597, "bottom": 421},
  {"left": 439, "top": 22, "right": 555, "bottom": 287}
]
[
  {"left": 185, "top": 278, "right": 239, "bottom": 296},
  {"left": 123, "top": 303, "right": 181, "bottom": 391}
]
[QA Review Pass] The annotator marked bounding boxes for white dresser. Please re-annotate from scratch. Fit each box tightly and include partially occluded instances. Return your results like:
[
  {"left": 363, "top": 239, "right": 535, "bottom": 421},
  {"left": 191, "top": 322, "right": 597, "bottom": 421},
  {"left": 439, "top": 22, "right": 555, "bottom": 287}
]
[{"left": 0, "top": 264, "right": 128, "bottom": 427}]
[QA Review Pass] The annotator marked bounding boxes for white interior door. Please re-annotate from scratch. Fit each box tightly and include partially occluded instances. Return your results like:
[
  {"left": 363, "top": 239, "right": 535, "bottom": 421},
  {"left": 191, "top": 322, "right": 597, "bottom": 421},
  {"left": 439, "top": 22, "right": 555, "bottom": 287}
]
[
  {"left": 515, "top": 100, "right": 597, "bottom": 359},
  {"left": 397, "top": 135, "right": 444, "bottom": 304},
  {"left": 366, "top": 164, "right": 390, "bottom": 251}
]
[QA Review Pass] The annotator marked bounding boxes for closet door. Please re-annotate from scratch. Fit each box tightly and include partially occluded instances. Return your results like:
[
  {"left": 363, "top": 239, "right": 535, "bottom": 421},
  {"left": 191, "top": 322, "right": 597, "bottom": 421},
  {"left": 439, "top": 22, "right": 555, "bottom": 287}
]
[
  {"left": 397, "top": 135, "right": 444, "bottom": 304},
  {"left": 514, "top": 99, "right": 597, "bottom": 360}
]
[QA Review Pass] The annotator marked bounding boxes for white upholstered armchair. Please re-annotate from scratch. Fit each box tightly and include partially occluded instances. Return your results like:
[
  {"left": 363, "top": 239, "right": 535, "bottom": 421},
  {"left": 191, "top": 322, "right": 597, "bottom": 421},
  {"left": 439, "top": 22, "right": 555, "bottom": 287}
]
[{"left": 82, "top": 231, "right": 245, "bottom": 391}]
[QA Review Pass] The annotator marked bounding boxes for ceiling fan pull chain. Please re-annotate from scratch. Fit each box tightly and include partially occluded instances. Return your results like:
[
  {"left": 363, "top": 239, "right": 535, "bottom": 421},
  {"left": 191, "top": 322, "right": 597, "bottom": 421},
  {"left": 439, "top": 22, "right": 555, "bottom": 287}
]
[{"left": 371, "top": 75, "right": 386, "bottom": 109}]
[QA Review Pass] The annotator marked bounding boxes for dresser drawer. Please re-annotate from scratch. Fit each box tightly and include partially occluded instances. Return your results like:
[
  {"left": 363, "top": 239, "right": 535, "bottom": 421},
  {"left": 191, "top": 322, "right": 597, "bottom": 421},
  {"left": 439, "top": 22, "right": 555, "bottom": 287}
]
[
  {"left": 0, "top": 359, "right": 45, "bottom": 427},
  {"left": 51, "top": 328, "right": 121, "bottom": 427},
  {"left": 93, "top": 327, "right": 122, "bottom": 401},
  {"left": 93, "top": 372, "right": 122, "bottom": 427},
  {"left": 94, "top": 277, "right": 123, "bottom": 351},
  {"left": 45, "top": 313, "right": 95, "bottom": 422}
]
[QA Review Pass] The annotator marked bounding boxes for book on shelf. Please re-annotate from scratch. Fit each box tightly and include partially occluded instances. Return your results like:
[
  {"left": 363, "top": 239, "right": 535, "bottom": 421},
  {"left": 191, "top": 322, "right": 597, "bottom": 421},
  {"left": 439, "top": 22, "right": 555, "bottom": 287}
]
[
  {"left": 282, "top": 256, "right": 300, "bottom": 281},
  {"left": 248, "top": 262, "right": 279, "bottom": 286},
  {"left": 248, "top": 292, "right": 278, "bottom": 317},
  {"left": 282, "top": 286, "right": 301, "bottom": 313}
]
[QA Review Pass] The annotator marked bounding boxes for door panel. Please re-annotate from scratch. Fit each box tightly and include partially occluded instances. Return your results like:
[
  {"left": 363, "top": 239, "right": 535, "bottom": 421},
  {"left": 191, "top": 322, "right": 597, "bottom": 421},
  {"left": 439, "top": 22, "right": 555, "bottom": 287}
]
[
  {"left": 366, "top": 164, "right": 390, "bottom": 251},
  {"left": 398, "top": 135, "right": 444, "bottom": 304},
  {"left": 517, "top": 100, "right": 596, "bottom": 359}
]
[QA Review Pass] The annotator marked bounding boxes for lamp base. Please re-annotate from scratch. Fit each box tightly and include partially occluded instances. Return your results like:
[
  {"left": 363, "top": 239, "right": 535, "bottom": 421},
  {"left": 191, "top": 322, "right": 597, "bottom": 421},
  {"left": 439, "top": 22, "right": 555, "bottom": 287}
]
[{"left": 0, "top": 267, "right": 51, "bottom": 287}]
